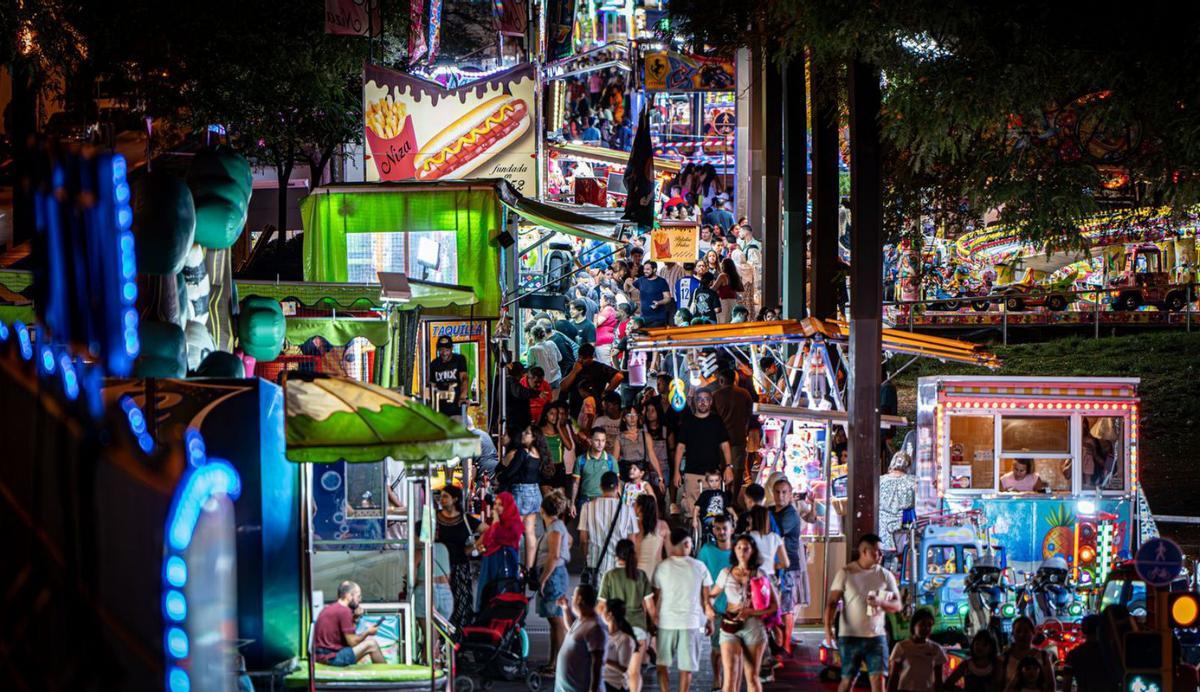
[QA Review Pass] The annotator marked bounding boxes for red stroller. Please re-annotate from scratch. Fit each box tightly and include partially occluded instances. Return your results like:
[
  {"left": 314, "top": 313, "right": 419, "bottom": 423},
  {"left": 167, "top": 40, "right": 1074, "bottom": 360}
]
[{"left": 454, "top": 580, "right": 540, "bottom": 692}]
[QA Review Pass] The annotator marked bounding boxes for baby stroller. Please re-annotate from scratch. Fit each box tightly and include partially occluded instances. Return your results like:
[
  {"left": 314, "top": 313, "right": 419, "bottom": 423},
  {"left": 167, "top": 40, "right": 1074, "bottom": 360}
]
[{"left": 454, "top": 578, "right": 540, "bottom": 692}]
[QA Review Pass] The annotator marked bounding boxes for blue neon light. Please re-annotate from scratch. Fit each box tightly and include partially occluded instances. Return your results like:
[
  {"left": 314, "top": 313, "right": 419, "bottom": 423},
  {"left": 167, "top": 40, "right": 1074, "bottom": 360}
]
[
  {"left": 165, "top": 556, "right": 188, "bottom": 588},
  {"left": 942, "top": 603, "right": 957, "bottom": 616},
  {"left": 121, "top": 396, "right": 147, "bottom": 434},
  {"left": 59, "top": 355, "right": 79, "bottom": 400},
  {"left": 167, "top": 667, "right": 190, "bottom": 692},
  {"left": 40, "top": 346, "right": 55, "bottom": 374},
  {"left": 0, "top": 320, "right": 9, "bottom": 342},
  {"left": 15, "top": 322, "right": 32, "bottom": 360},
  {"left": 164, "top": 590, "right": 187, "bottom": 621},
  {"left": 166, "top": 460, "right": 241, "bottom": 551},
  {"left": 137, "top": 432, "right": 155, "bottom": 454},
  {"left": 184, "top": 428, "right": 206, "bottom": 468},
  {"left": 165, "top": 627, "right": 189, "bottom": 658}
]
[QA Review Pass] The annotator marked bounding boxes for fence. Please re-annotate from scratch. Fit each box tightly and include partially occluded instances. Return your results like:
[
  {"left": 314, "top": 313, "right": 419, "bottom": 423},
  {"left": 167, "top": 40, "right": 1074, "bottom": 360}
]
[{"left": 884, "top": 284, "right": 1198, "bottom": 344}]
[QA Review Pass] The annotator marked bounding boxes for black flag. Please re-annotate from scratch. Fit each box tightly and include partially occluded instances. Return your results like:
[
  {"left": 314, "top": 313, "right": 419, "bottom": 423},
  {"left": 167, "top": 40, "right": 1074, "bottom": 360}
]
[{"left": 621, "top": 106, "right": 656, "bottom": 228}]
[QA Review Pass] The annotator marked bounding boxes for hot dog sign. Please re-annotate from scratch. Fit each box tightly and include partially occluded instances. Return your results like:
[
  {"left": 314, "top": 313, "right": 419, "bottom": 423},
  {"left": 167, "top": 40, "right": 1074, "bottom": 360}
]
[{"left": 364, "top": 63, "right": 537, "bottom": 192}]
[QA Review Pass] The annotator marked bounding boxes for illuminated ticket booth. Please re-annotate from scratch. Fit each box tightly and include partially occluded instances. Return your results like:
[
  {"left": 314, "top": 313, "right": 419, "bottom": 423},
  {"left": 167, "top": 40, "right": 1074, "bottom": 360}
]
[{"left": 915, "top": 376, "right": 1144, "bottom": 581}]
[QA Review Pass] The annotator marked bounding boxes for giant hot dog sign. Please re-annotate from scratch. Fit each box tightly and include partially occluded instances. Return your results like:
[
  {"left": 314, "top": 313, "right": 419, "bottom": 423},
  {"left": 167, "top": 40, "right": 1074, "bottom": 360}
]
[{"left": 364, "top": 63, "right": 537, "bottom": 192}]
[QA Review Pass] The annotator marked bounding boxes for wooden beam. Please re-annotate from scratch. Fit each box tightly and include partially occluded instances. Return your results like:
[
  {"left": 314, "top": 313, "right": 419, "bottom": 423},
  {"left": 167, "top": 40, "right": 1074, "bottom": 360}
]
[
  {"left": 809, "top": 63, "right": 840, "bottom": 320},
  {"left": 782, "top": 54, "right": 808, "bottom": 319}
]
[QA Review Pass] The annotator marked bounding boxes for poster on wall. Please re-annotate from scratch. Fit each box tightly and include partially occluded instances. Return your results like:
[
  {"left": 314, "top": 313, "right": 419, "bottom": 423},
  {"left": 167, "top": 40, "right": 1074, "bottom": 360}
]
[
  {"left": 643, "top": 51, "right": 736, "bottom": 92},
  {"left": 364, "top": 63, "right": 537, "bottom": 192},
  {"left": 325, "top": 0, "right": 380, "bottom": 36},
  {"left": 649, "top": 224, "right": 699, "bottom": 263},
  {"left": 547, "top": 0, "right": 577, "bottom": 60},
  {"left": 421, "top": 319, "right": 490, "bottom": 430}
]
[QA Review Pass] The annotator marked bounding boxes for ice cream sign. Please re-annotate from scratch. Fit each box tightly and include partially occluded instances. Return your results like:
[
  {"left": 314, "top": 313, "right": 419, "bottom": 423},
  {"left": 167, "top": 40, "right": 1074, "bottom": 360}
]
[{"left": 363, "top": 63, "right": 537, "bottom": 192}]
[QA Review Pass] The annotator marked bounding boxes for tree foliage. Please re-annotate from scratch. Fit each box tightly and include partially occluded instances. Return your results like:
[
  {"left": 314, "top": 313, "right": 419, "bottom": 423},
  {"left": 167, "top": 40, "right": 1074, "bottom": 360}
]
[{"left": 666, "top": 0, "right": 1200, "bottom": 248}]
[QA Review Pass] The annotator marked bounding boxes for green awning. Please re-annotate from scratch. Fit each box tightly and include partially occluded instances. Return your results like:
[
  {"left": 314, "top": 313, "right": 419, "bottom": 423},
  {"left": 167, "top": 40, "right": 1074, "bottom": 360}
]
[
  {"left": 285, "top": 375, "right": 480, "bottom": 463},
  {"left": 285, "top": 318, "right": 391, "bottom": 347},
  {"left": 237, "top": 279, "right": 478, "bottom": 311}
]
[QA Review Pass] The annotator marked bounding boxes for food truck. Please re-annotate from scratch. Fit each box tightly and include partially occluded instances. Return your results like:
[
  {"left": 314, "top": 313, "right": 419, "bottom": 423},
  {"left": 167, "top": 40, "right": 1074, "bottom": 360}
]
[{"left": 914, "top": 376, "right": 1146, "bottom": 580}]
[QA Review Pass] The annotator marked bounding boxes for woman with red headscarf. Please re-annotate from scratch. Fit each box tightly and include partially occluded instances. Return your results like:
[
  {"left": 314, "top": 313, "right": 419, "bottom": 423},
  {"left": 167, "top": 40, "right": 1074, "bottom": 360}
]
[{"left": 473, "top": 491, "right": 523, "bottom": 609}]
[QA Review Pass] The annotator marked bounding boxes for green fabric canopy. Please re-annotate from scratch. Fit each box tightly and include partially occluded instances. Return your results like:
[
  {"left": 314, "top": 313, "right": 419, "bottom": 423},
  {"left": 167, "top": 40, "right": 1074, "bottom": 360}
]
[
  {"left": 236, "top": 279, "right": 477, "bottom": 311},
  {"left": 301, "top": 184, "right": 502, "bottom": 317},
  {"left": 285, "top": 318, "right": 391, "bottom": 347},
  {"left": 285, "top": 375, "right": 480, "bottom": 463}
]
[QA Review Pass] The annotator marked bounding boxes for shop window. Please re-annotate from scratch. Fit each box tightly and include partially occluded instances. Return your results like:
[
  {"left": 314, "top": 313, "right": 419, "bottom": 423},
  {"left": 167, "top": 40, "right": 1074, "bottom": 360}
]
[
  {"left": 948, "top": 415, "right": 995, "bottom": 490},
  {"left": 1082, "top": 416, "right": 1126, "bottom": 491},
  {"left": 926, "top": 546, "right": 959, "bottom": 575},
  {"left": 999, "top": 457, "right": 1072, "bottom": 493},
  {"left": 345, "top": 230, "right": 457, "bottom": 284},
  {"left": 1001, "top": 416, "right": 1070, "bottom": 453}
]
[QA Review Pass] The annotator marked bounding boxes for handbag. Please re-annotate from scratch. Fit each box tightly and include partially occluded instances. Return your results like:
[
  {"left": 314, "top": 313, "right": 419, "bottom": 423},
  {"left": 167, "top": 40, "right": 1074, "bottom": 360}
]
[
  {"left": 720, "top": 614, "right": 742, "bottom": 634},
  {"left": 580, "top": 499, "right": 624, "bottom": 588}
]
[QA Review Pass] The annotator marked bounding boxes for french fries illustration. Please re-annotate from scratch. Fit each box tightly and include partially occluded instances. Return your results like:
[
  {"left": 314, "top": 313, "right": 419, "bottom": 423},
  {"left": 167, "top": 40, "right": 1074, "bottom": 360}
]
[{"left": 366, "top": 94, "right": 408, "bottom": 140}]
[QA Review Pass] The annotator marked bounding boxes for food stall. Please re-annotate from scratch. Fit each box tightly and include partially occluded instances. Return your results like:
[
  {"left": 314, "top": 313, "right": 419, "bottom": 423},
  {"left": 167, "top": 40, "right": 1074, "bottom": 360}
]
[{"left": 914, "top": 376, "right": 1146, "bottom": 580}]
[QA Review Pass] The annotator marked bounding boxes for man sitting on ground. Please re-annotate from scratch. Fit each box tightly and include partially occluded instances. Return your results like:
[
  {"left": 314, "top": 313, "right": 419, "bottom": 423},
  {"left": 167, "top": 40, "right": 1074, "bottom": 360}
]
[{"left": 313, "top": 581, "right": 385, "bottom": 666}]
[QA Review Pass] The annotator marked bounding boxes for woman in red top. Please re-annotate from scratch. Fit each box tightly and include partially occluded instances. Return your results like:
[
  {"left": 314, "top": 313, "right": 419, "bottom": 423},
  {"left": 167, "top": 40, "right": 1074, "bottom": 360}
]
[
  {"left": 473, "top": 491, "right": 522, "bottom": 608},
  {"left": 713, "top": 257, "right": 744, "bottom": 324},
  {"left": 593, "top": 292, "right": 618, "bottom": 365}
]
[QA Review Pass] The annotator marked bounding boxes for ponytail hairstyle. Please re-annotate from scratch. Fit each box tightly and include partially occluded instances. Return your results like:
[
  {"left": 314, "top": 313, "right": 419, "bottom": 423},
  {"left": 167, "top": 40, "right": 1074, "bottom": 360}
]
[
  {"left": 615, "top": 538, "right": 639, "bottom": 581},
  {"left": 603, "top": 598, "right": 637, "bottom": 639}
]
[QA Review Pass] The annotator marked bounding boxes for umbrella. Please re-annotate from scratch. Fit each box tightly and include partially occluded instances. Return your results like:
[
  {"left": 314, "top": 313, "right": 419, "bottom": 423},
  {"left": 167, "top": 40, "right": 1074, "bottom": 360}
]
[{"left": 284, "top": 374, "right": 480, "bottom": 463}]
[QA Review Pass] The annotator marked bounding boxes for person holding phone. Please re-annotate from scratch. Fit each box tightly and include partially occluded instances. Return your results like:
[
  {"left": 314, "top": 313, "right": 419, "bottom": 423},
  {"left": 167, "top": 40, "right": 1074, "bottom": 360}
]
[{"left": 312, "top": 581, "right": 385, "bottom": 666}]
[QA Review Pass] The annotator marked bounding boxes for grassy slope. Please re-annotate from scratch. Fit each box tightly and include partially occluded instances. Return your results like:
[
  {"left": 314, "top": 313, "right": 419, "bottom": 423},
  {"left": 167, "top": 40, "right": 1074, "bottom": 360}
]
[{"left": 893, "top": 331, "right": 1200, "bottom": 519}]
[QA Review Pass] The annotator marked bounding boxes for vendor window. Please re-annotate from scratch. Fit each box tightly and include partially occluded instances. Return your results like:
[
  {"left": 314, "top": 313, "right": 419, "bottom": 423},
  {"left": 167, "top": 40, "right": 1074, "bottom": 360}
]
[
  {"left": 1000, "top": 416, "right": 1072, "bottom": 493},
  {"left": 345, "top": 230, "right": 458, "bottom": 284},
  {"left": 948, "top": 415, "right": 995, "bottom": 490},
  {"left": 926, "top": 546, "right": 959, "bottom": 575},
  {"left": 1082, "top": 416, "right": 1126, "bottom": 491}
]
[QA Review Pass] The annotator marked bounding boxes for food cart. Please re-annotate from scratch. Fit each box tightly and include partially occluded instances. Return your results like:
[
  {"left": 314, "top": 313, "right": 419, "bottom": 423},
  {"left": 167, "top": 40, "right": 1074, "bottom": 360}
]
[{"left": 914, "top": 376, "right": 1147, "bottom": 582}]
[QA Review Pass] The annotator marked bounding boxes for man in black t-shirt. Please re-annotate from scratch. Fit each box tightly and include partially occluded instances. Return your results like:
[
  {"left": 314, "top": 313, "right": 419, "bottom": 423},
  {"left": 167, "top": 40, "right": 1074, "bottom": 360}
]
[
  {"left": 559, "top": 343, "right": 623, "bottom": 418},
  {"left": 673, "top": 388, "right": 731, "bottom": 517},
  {"left": 430, "top": 335, "right": 470, "bottom": 416}
]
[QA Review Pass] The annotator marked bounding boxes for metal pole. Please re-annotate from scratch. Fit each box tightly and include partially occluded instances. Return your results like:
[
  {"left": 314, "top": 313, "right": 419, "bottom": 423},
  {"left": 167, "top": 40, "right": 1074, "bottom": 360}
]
[
  {"left": 424, "top": 473, "right": 434, "bottom": 683},
  {"left": 1188, "top": 283, "right": 1193, "bottom": 333},
  {"left": 405, "top": 476, "right": 416, "bottom": 665},
  {"left": 782, "top": 54, "right": 808, "bottom": 319},
  {"left": 846, "top": 58, "right": 884, "bottom": 544},
  {"left": 1095, "top": 289, "right": 1101, "bottom": 340}
]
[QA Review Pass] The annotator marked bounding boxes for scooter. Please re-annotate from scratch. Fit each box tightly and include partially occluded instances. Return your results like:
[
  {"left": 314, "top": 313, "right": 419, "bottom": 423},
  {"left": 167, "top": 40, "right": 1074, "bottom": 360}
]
[
  {"left": 964, "top": 557, "right": 1013, "bottom": 646},
  {"left": 1026, "top": 557, "right": 1082, "bottom": 624}
]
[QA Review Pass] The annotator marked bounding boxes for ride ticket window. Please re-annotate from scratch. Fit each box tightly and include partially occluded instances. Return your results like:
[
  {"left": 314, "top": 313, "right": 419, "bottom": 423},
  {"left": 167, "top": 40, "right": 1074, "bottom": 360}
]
[
  {"left": 1000, "top": 416, "right": 1072, "bottom": 492},
  {"left": 1081, "top": 416, "right": 1126, "bottom": 492},
  {"left": 948, "top": 415, "right": 995, "bottom": 490}
]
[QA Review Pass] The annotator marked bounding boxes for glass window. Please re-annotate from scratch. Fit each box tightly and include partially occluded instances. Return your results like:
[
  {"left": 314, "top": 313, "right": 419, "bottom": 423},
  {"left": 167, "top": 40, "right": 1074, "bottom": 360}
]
[
  {"left": 999, "top": 457, "right": 1071, "bottom": 492},
  {"left": 926, "top": 546, "right": 959, "bottom": 575},
  {"left": 347, "top": 232, "right": 407, "bottom": 284},
  {"left": 1001, "top": 416, "right": 1070, "bottom": 453},
  {"left": 948, "top": 415, "right": 995, "bottom": 490},
  {"left": 345, "top": 231, "right": 458, "bottom": 284},
  {"left": 963, "top": 547, "right": 979, "bottom": 571},
  {"left": 1082, "top": 416, "right": 1126, "bottom": 491},
  {"left": 407, "top": 231, "right": 458, "bottom": 284},
  {"left": 345, "top": 462, "right": 385, "bottom": 518}
]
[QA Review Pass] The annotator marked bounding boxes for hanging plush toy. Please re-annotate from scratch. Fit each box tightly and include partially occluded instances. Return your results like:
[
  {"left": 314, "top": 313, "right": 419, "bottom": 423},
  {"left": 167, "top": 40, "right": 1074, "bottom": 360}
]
[{"left": 183, "top": 147, "right": 253, "bottom": 367}]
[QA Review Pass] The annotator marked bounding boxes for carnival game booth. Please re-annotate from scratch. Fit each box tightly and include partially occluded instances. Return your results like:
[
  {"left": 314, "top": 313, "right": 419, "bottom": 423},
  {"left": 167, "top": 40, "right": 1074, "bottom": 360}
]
[
  {"left": 629, "top": 319, "right": 999, "bottom": 622},
  {"left": 282, "top": 374, "right": 480, "bottom": 691},
  {"left": 914, "top": 376, "right": 1147, "bottom": 584}
]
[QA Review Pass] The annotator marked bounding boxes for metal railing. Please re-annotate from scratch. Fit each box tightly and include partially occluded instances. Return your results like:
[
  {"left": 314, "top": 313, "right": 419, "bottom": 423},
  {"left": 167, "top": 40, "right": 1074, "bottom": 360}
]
[{"left": 883, "top": 283, "right": 1198, "bottom": 344}]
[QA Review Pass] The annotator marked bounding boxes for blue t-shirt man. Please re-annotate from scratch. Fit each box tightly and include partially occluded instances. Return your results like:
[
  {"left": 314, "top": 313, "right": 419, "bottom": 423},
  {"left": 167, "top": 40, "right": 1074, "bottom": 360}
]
[
  {"left": 581, "top": 125, "right": 601, "bottom": 142},
  {"left": 634, "top": 263, "right": 672, "bottom": 327}
]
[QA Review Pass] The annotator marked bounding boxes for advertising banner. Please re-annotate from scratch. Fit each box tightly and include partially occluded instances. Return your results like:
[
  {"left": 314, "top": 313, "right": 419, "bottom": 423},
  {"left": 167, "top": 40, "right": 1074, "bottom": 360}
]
[
  {"left": 547, "top": 0, "right": 577, "bottom": 60},
  {"left": 649, "top": 224, "right": 699, "bottom": 263},
  {"left": 325, "top": 0, "right": 380, "bottom": 36},
  {"left": 427, "top": 0, "right": 443, "bottom": 63},
  {"left": 363, "top": 63, "right": 537, "bottom": 192},
  {"left": 643, "top": 51, "right": 736, "bottom": 92},
  {"left": 408, "top": 0, "right": 427, "bottom": 63}
]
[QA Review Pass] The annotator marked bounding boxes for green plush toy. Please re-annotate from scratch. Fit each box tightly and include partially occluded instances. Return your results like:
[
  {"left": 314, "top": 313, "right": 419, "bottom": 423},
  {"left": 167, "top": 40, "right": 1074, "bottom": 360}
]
[
  {"left": 238, "top": 296, "right": 286, "bottom": 362},
  {"left": 193, "top": 351, "right": 246, "bottom": 378},
  {"left": 135, "top": 321, "right": 188, "bottom": 378},
  {"left": 133, "top": 173, "right": 196, "bottom": 275},
  {"left": 187, "top": 147, "right": 253, "bottom": 250}
]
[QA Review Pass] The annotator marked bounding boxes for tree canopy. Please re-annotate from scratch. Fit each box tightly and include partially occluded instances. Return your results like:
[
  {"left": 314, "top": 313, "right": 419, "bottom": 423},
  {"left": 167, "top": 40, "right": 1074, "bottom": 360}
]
[{"left": 666, "top": 0, "right": 1200, "bottom": 248}]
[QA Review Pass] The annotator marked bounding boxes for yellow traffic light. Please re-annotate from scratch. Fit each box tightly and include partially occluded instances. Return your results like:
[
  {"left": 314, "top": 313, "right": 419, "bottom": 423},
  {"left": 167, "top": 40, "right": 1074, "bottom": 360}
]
[{"left": 1170, "top": 592, "right": 1199, "bottom": 628}]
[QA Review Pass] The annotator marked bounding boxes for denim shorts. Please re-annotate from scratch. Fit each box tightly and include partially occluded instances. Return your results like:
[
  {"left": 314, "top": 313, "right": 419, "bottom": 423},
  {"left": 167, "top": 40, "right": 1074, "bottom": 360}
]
[
  {"left": 718, "top": 616, "right": 767, "bottom": 647},
  {"left": 838, "top": 635, "right": 888, "bottom": 677},
  {"left": 536, "top": 565, "right": 569, "bottom": 618},
  {"left": 512, "top": 483, "right": 542, "bottom": 516},
  {"left": 317, "top": 646, "right": 358, "bottom": 667}
]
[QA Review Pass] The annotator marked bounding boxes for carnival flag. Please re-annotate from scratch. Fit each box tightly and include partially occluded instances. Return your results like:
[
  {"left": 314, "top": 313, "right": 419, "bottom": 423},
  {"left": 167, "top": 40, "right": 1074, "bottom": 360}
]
[
  {"left": 408, "top": 0, "right": 427, "bottom": 64},
  {"left": 622, "top": 106, "right": 656, "bottom": 228},
  {"left": 427, "top": 0, "right": 443, "bottom": 63}
]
